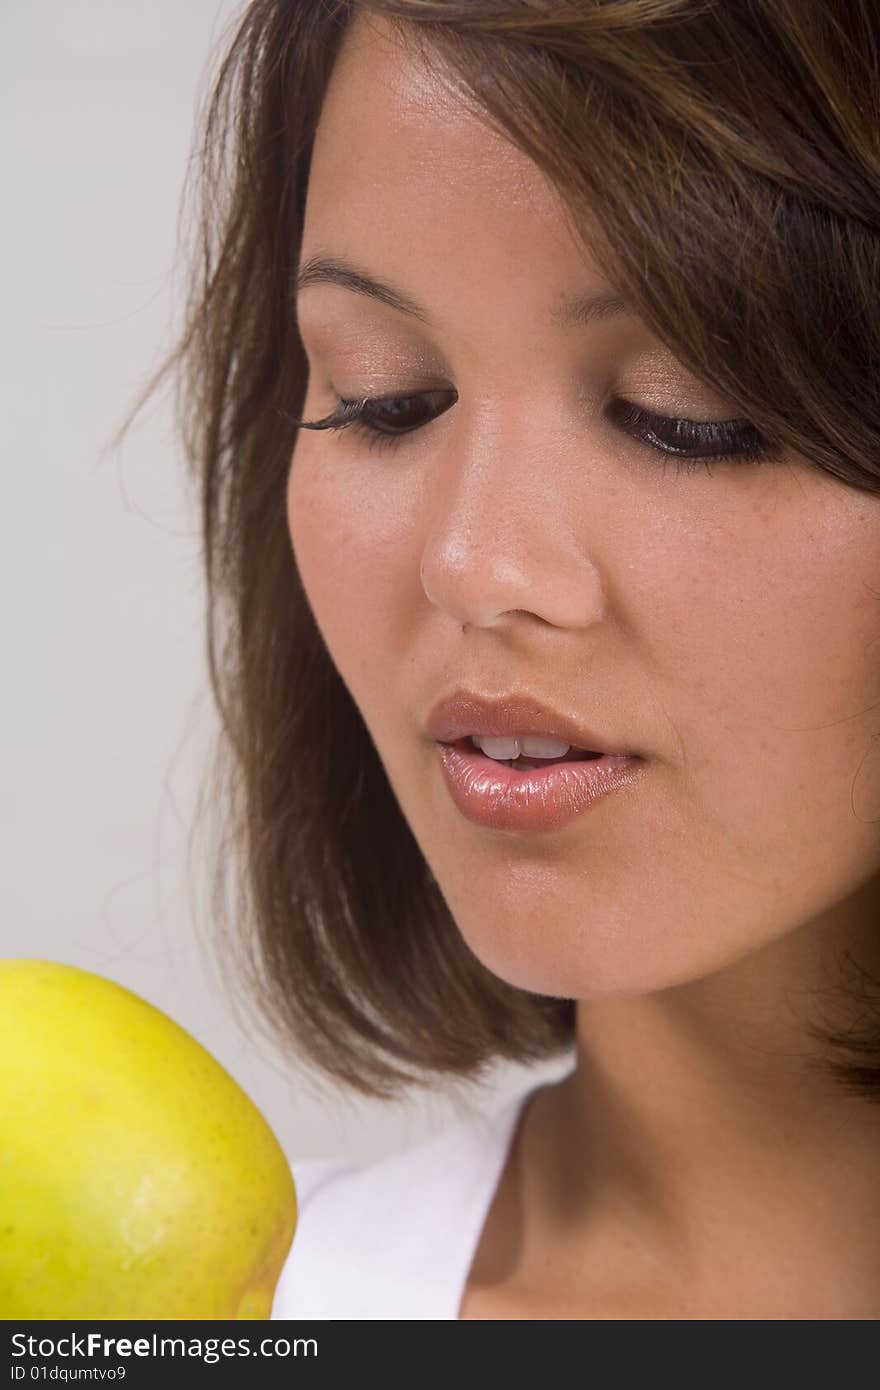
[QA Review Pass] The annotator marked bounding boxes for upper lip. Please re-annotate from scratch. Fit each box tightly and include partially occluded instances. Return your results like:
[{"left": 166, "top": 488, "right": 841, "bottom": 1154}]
[{"left": 426, "top": 689, "right": 639, "bottom": 756}]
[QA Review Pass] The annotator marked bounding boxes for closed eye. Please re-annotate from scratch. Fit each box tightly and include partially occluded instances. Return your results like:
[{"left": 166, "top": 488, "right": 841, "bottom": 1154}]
[
  {"left": 287, "top": 390, "right": 455, "bottom": 451},
  {"left": 284, "top": 389, "right": 777, "bottom": 471}
]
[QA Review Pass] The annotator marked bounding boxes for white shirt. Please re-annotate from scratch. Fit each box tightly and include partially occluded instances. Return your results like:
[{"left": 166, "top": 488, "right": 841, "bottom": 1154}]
[{"left": 271, "top": 1083, "right": 542, "bottom": 1319}]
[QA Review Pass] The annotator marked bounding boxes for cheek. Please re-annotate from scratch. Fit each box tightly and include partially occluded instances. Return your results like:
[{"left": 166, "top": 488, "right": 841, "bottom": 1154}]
[
  {"left": 617, "top": 497, "right": 880, "bottom": 962},
  {"left": 666, "top": 507, "right": 880, "bottom": 814},
  {"left": 286, "top": 448, "right": 417, "bottom": 703}
]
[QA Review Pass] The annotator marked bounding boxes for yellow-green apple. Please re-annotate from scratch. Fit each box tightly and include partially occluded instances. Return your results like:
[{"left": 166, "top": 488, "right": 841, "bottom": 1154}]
[{"left": 0, "top": 959, "right": 297, "bottom": 1318}]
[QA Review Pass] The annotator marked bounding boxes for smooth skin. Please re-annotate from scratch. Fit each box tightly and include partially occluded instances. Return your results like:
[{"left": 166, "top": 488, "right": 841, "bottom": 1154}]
[{"left": 288, "top": 13, "right": 880, "bottom": 1317}]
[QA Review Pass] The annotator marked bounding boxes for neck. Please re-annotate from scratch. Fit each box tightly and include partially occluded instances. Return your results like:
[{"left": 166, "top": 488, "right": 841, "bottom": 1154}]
[{"left": 531, "top": 900, "right": 880, "bottom": 1315}]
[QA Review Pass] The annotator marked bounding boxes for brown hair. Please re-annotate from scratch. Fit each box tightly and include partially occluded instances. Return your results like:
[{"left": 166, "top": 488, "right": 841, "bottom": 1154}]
[{"left": 137, "top": 0, "right": 880, "bottom": 1101}]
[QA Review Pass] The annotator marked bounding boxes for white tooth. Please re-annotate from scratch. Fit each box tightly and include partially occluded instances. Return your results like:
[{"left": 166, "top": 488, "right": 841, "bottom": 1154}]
[
  {"left": 473, "top": 736, "right": 520, "bottom": 760},
  {"left": 472, "top": 735, "right": 573, "bottom": 761},
  {"left": 519, "top": 736, "right": 571, "bottom": 758}
]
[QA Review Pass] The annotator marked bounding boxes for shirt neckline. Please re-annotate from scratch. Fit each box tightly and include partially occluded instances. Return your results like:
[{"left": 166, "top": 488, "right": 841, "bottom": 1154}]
[{"left": 452, "top": 1080, "right": 546, "bottom": 1319}]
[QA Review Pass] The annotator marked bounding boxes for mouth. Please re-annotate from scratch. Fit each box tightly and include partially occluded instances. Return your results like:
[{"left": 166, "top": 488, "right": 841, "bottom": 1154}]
[
  {"left": 424, "top": 689, "right": 639, "bottom": 760},
  {"left": 434, "top": 738, "right": 645, "bottom": 834},
  {"left": 444, "top": 736, "right": 605, "bottom": 769}
]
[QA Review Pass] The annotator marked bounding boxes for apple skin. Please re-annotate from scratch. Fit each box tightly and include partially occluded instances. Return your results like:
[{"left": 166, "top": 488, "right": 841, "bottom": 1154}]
[{"left": 0, "top": 959, "right": 297, "bottom": 1318}]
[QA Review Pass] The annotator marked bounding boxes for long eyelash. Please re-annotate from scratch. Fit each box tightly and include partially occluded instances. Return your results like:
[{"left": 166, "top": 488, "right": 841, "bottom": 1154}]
[
  {"left": 282, "top": 395, "right": 779, "bottom": 472},
  {"left": 607, "top": 400, "right": 779, "bottom": 476},
  {"left": 283, "top": 396, "right": 370, "bottom": 432},
  {"left": 282, "top": 396, "right": 424, "bottom": 457}
]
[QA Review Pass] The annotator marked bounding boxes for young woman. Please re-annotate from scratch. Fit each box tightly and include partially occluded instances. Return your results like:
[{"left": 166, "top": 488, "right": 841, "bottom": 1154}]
[{"left": 162, "top": 0, "right": 880, "bottom": 1317}]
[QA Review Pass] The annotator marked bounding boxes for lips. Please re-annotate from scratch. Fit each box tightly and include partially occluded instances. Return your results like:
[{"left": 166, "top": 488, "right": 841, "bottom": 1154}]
[
  {"left": 435, "top": 739, "right": 644, "bottom": 832},
  {"left": 425, "top": 689, "right": 637, "bottom": 758}
]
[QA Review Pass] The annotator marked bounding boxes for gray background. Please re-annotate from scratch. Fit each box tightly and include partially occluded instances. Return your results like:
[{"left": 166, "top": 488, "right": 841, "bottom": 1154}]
[{"left": 3, "top": 0, "right": 573, "bottom": 1167}]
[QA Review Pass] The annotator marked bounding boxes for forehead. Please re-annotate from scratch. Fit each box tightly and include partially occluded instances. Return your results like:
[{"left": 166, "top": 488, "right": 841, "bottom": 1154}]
[{"left": 302, "top": 12, "right": 602, "bottom": 292}]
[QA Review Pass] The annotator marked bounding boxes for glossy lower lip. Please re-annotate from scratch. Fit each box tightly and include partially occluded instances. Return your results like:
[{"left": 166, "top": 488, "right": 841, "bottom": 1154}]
[{"left": 436, "top": 739, "right": 646, "bottom": 833}]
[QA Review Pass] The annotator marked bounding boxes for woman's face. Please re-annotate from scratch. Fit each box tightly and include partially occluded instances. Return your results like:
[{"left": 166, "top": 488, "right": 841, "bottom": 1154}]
[{"left": 288, "top": 13, "right": 880, "bottom": 1000}]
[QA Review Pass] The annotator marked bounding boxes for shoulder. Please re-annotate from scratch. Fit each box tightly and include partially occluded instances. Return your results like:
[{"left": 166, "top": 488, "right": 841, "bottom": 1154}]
[{"left": 271, "top": 1089, "right": 533, "bottom": 1321}]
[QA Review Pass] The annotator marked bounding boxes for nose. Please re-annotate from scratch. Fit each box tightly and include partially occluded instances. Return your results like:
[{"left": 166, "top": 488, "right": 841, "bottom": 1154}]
[{"left": 418, "top": 409, "right": 607, "bottom": 633}]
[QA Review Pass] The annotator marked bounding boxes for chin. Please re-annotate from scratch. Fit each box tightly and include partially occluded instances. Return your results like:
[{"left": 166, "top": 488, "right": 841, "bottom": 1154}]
[
  {"left": 451, "top": 902, "right": 763, "bottom": 1002},
  {"left": 453, "top": 908, "right": 649, "bottom": 999}
]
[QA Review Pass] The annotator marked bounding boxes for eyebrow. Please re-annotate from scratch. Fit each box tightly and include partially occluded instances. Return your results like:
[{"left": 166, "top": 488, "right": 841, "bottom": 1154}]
[{"left": 293, "top": 253, "right": 632, "bottom": 329}]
